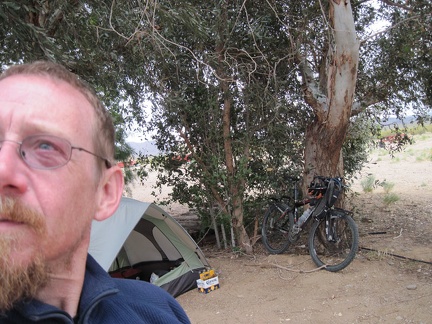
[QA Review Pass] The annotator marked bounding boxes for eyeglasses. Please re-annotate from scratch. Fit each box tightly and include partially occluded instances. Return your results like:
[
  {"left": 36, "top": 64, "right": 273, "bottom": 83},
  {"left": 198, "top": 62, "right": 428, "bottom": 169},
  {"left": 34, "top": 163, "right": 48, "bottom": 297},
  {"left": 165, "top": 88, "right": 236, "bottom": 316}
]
[{"left": 0, "top": 135, "right": 112, "bottom": 170}]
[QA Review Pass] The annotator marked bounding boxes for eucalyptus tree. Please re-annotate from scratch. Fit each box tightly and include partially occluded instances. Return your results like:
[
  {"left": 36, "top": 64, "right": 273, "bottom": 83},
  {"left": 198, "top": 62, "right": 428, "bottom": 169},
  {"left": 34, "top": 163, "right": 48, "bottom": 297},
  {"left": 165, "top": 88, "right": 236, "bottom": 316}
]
[{"left": 282, "top": 0, "right": 431, "bottom": 191}]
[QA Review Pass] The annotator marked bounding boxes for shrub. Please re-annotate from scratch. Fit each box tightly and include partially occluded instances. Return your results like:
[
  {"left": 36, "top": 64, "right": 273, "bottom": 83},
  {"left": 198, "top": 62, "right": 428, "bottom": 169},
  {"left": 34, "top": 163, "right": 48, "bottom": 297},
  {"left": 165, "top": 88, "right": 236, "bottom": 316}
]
[
  {"left": 381, "top": 181, "right": 395, "bottom": 194},
  {"left": 361, "top": 175, "right": 376, "bottom": 193},
  {"left": 384, "top": 193, "right": 399, "bottom": 205}
]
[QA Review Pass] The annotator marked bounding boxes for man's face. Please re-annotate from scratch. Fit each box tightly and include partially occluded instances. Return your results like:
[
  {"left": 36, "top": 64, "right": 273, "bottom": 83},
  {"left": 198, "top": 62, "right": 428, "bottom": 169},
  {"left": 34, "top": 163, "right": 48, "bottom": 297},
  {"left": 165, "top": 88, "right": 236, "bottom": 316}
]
[{"left": 0, "top": 75, "right": 103, "bottom": 308}]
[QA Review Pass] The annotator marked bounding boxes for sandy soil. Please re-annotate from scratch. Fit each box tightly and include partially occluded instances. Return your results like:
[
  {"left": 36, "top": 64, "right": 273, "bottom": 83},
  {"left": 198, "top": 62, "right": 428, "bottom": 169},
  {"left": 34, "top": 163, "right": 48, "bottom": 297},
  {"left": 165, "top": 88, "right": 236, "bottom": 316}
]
[{"left": 129, "top": 134, "right": 432, "bottom": 324}]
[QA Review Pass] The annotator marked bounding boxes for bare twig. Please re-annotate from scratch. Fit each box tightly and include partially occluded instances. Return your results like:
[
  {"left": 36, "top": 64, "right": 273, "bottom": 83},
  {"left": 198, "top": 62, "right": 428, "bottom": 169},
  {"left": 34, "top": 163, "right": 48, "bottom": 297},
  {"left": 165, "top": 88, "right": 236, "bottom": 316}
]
[
  {"left": 380, "top": 0, "right": 412, "bottom": 12},
  {"left": 265, "top": 263, "right": 327, "bottom": 273},
  {"left": 393, "top": 228, "right": 403, "bottom": 239},
  {"left": 360, "top": 14, "right": 423, "bottom": 45},
  {"left": 277, "top": 269, "right": 300, "bottom": 281}
]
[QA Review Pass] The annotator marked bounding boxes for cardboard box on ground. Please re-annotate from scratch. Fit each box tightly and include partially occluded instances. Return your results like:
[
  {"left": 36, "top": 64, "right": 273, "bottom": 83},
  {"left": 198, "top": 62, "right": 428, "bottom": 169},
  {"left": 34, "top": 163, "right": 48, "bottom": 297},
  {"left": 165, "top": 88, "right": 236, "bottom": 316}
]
[{"left": 196, "top": 269, "right": 220, "bottom": 294}]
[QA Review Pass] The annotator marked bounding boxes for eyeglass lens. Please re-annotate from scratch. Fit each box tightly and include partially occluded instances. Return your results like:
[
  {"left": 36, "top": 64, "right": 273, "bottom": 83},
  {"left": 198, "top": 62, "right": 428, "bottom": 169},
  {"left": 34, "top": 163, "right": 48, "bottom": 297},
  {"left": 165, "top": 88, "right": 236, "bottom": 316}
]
[{"left": 19, "top": 135, "right": 72, "bottom": 169}]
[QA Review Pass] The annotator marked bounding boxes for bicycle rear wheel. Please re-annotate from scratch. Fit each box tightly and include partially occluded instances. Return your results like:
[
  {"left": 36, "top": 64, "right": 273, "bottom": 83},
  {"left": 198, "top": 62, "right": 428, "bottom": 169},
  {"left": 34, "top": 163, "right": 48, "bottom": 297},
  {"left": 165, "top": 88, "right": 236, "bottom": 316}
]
[
  {"left": 261, "top": 203, "right": 293, "bottom": 254},
  {"left": 308, "top": 209, "right": 359, "bottom": 272}
]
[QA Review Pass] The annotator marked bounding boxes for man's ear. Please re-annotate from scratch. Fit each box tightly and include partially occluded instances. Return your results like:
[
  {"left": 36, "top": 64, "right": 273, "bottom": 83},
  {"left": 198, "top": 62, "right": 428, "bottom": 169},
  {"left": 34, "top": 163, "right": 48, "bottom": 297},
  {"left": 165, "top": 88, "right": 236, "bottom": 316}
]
[{"left": 94, "top": 166, "right": 124, "bottom": 222}]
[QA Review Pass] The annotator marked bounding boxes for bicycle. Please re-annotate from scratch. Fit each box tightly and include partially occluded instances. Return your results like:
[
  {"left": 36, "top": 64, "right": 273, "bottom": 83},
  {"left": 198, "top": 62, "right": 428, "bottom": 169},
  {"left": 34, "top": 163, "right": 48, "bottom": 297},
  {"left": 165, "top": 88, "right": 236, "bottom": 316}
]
[{"left": 261, "top": 176, "right": 359, "bottom": 272}]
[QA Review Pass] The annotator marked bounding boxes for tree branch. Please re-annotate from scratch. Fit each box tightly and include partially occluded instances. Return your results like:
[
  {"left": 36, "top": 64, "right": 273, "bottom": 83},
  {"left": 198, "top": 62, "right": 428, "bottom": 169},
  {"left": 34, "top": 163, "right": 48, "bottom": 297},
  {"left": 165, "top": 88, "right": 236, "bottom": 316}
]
[
  {"left": 298, "top": 57, "right": 328, "bottom": 114},
  {"left": 379, "top": 0, "right": 412, "bottom": 12},
  {"left": 351, "top": 96, "right": 382, "bottom": 116},
  {"left": 360, "top": 14, "right": 422, "bottom": 45}
]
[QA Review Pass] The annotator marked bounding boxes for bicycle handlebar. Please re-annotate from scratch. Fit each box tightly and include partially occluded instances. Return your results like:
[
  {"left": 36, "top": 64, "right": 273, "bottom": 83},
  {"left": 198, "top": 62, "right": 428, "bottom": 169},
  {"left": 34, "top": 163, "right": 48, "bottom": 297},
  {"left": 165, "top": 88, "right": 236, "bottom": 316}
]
[{"left": 309, "top": 176, "right": 346, "bottom": 188}]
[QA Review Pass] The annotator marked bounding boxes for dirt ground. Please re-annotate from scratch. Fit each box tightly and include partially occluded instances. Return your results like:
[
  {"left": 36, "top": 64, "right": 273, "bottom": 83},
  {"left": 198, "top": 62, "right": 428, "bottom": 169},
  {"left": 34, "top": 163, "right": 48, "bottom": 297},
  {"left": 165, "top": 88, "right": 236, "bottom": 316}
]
[{"left": 130, "top": 134, "right": 432, "bottom": 324}]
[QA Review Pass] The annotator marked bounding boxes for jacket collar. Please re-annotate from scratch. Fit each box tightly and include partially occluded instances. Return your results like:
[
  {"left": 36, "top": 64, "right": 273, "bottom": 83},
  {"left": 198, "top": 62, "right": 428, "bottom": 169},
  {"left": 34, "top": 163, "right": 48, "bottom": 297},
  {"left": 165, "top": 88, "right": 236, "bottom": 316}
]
[{"left": 11, "top": 254, "right": 119, "bottom": 322}]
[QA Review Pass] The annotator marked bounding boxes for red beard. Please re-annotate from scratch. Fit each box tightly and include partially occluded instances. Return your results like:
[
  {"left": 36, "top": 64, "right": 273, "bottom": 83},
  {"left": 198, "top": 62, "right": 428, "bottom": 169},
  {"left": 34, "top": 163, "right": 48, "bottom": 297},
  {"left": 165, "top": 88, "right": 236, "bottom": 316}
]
[{"left": 0, "top": 197, "right": 49, "bottom": 311}]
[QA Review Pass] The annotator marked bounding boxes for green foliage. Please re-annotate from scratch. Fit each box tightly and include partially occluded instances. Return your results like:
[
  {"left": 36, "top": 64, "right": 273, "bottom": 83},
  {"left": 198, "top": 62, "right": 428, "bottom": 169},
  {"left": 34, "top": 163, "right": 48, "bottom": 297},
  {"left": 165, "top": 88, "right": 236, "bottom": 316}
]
[
  {"left": 381, "top": 181, "right": 395, "bottom": 194},
  {"left": 380, "top": 179, "right": 398, "bottom": 206},
  {"left": 426, "top": 149, "right": 432, "bottom": 162},
  {"left": 343, "top": 114, "right": 375, "bottom": 178},
  {"left": 361, "top": 175, "right": 376, "bottom": 193},
  {"left": 356, "top": 0, "right": 432, "bottom": 124},
  {"left": 416, "top": 148, "right": 432, "bottom": 162},
  {"left": 136, "top": 1, "right": 311, "bottom": 235},
  {"left": 383, "top": 193, "right": 399, "bottom": 205},
  {"left": 378, "top": 123, "right": 432, "bottom": 138},
  {"left": 0, "top": 0, "right": 140, "bottom": 184},
  {"left": 408, "top": 125, "right": 432, "bottom": 136}
]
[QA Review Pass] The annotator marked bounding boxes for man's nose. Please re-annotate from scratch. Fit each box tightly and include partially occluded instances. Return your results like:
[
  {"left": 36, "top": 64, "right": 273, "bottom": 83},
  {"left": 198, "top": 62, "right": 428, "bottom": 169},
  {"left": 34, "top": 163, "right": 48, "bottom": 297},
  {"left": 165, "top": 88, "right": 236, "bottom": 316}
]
[{"left": 0, "top": 141, "right": 28, "bottom": 195}]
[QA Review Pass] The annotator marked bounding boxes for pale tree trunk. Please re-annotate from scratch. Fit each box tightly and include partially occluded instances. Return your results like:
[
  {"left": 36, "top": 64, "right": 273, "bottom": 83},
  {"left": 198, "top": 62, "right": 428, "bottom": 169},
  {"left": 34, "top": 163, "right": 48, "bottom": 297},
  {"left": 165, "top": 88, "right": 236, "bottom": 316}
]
[{"left": 301, "top": 0, "right": 360, "bottom": 193}]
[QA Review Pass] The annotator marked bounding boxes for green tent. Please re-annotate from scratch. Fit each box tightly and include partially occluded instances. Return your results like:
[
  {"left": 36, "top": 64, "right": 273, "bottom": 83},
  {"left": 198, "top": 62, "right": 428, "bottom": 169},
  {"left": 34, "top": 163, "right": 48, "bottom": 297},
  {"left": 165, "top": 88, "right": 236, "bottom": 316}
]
[{"left": 89, "top": 197, "right": 209, "bottom": 297}]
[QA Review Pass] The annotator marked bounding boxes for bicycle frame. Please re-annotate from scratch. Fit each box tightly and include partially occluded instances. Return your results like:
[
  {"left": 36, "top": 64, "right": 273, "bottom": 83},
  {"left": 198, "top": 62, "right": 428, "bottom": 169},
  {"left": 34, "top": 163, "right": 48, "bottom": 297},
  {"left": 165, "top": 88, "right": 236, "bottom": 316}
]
[
  {"left": 290, "top": 181, "right": 311, "bottom": 223},
  {"left": 271, "top": 208, "right": 291, "bottom": 232}
]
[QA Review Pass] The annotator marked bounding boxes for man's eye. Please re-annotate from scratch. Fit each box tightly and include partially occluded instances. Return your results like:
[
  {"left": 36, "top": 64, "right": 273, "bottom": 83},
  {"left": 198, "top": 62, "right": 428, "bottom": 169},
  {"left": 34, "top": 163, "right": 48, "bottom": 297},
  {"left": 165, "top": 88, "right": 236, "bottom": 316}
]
[
  {"left": 38, "top": 142, "right": 55, "bottom": 150},
  {"left": 32, "top": 139, "right": 65, "bottom": 154}
]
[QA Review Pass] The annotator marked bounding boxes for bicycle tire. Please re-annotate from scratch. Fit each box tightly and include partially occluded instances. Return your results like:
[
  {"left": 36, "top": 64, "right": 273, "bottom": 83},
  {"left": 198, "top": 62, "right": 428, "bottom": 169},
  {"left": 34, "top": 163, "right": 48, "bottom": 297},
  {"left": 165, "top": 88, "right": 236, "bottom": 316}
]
[
  {"left": 261, "top": 202, "right": 293, "bottom": 254},
  {"left": 308, "top": 209, "right": 359, "bottom": 272}
]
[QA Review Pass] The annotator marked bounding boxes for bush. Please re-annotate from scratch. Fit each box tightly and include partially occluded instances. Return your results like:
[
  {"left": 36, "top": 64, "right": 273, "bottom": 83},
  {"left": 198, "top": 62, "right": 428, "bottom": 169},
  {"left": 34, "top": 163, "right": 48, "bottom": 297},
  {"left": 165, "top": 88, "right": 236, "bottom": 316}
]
[
  {"left": 361, "top": 175, "right": 376, "bottom": 192},
  {"left": 384, "top": 193, "right": 399, "bottom": 205},
  {"left": 381, "top": 181, "right": 395, "bottom": 194}
]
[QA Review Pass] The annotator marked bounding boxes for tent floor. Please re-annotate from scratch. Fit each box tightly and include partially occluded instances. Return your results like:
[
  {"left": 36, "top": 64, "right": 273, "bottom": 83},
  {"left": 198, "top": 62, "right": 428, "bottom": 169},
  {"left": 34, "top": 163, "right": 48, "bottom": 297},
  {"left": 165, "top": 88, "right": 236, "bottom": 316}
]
[{"left": 109, "top": 259, "right": 183, "bottom": 282}]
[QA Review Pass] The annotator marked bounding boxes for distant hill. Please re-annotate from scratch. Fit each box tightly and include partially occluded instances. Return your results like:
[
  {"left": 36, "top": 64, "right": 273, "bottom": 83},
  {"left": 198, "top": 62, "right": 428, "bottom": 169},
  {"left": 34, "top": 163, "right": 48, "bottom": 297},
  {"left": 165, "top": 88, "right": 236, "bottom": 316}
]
[
  {"left": 127, "top": 141, "right": 160, "bottom": 156},
  {"left": 382, "top": 116, "right": 416, "bottom": 126},
  {"left": 382, "top": 114, "right": 431, "bottom": 127}
]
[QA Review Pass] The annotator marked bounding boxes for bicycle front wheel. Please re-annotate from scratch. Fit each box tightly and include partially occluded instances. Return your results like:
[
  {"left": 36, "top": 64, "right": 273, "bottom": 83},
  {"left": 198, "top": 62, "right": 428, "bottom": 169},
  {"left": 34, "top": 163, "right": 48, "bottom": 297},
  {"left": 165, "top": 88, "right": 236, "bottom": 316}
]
[
  {"left": 261, "top": 203, "right": 293, "bottom": 254},
  {"left": 308, "top": 209, "right": 359, "bottom": 272}
]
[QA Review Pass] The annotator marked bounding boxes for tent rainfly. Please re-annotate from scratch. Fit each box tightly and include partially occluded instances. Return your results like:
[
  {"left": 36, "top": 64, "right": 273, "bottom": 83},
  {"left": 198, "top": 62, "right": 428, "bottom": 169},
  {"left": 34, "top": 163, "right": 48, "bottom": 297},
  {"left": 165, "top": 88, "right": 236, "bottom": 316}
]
[{"left": 89, "top": 197, "right": 209, "bottom": 297}]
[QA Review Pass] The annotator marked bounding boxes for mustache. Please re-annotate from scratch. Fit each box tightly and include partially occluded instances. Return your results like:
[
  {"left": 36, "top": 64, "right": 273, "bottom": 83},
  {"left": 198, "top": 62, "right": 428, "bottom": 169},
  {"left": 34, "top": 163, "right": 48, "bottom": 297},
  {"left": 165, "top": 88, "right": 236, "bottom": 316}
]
[{"left": 0, "top": 197, "right": 46, "bottom": 236}]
